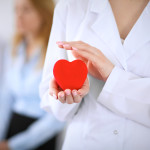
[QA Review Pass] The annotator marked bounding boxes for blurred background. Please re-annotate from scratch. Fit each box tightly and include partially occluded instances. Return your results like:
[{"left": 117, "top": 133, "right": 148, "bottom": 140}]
[
  {"left": 0, "top": 0, "right": 66, "bottom": 150},
  {"left": 0, "top": 0, "right": 14, "bottom": 41},
  {"left": 0, "top": 0, "right": 59, "bottom": 41}
]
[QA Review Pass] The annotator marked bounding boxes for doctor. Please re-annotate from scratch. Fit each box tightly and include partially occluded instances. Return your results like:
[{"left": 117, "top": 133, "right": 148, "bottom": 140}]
[{"left": 40, "top": 0, "right": 150, "bottom": 150}]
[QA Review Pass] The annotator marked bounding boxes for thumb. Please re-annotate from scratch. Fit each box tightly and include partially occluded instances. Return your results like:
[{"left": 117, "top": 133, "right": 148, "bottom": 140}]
[
  {"left": 78, "top": 78, "right": 90, "bottom": 97},
  {"left": 49, "top": 78, "right": 60, "bottom": 99}
]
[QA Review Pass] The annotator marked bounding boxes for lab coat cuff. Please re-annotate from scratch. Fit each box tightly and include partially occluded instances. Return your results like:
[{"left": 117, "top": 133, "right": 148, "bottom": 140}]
[
  {"left": 40, "top": 89, "right": 54, "bottom": 113},
  {"left": 40, "top": 89, "right": 80, "bottom": 121},
  {"left": 102, "top": 66, "right": 124, "bottom": 92},
  {"left": 96, "top": 66, "right": 124, "bottom": 108},
  {"left": 96, "top": 66, "right": 125, "bottom": 104}
]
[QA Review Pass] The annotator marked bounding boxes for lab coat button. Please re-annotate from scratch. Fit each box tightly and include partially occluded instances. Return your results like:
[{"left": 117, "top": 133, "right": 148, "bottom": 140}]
[{"left": 113, "top": 130, "right": 118, "bottom": 135}]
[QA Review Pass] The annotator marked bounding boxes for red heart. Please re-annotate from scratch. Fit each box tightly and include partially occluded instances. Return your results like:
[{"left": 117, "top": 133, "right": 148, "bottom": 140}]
[{"left": 53, "top": 59, "right": 88, "bottom": 90}]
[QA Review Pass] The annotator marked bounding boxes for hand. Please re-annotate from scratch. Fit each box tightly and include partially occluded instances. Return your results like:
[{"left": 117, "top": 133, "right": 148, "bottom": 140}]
[
  {"left": 0, "top": 141, "right": 10, "bottom": 150},
  {"left": 49, "top": 77, "right": 89, "bottom": 104},
  {"left": 57, "top": 41, "right": 114, "bottom": 81}
]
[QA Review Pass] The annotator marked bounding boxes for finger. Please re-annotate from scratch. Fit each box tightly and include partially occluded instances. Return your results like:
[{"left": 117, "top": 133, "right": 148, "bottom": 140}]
[
  {"left": 78, "top": 78, "right": 89, "bottom": 97},
  {"left": 57, "top": 43, "right": 72, "bottom": 50},
  {"left": 56, "top": 41, "right": 64, "bottom": 48},
  {"left": 58, "top": 45, "right": 64, "bottom": 48},
  {"left": 65, "top": 89, "right": 74, "bottom": 104},
  {"left": 63, "top": 44, "right": 73, "bottom": 50},
  {"left": 49, "top": 78, "right": 60, "bottom": 99},
  {"left": 73, "top": 48, "right": 107, "bottom": 75},
  {"left": 72, "top": 44, "right": 102, "bottom": 57},
  {"left": 71, "top": 51, "right": 88, "bottom": 64},
  {"left": 57, "top": 41, "right": 73, "bottom": 50},
  {"left": 56, "top": 41, "right": 84, "bottom": 51},
  {"left": 57, "top": 41, "right": 83, "bottom": 46},
  {"left": 73, "top": 49, "right": 97, "bottom": 63},
  {"left": 58, "top": 41, "right": 100, "bottom": 56},
  {"left": 58, "top": 91, "right": 66, "bottom": 103},
  {"left": 72, "top": 90, "right": 82, "bottom": 103}
]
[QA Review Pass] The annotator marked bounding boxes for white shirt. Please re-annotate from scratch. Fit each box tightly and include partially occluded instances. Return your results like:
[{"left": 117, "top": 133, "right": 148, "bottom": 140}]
[{"left": 40, "top": 0, "right": 150, "bottom": 150}]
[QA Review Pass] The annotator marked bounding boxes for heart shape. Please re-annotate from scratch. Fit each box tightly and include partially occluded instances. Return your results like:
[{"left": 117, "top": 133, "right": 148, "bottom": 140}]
[{"left": 53, "top": 59, "right": 88, "bottom": 90}]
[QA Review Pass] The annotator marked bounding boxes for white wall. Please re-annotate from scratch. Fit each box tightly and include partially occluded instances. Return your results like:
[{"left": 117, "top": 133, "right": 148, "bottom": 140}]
[
  {"left": 0, "top": 0, "right": 14, "bottom": 41},
  {"left": 0, "top": 0, "right": 58, "bottom": 41}
]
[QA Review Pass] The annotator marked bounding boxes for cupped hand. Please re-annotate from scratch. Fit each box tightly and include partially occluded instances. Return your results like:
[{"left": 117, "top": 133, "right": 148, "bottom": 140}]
[
  {"left": 57, "top": 41, "right": 114, "bottom": 81},
  {"left": 49, "top": 77, "right": 89, "bottom": 104}
]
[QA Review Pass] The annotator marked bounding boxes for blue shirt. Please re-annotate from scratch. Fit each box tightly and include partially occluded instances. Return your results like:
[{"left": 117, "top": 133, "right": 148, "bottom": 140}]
[
  {"left": 0, "top": 42, "right": 65, "bottom": 150},
  {"left": 0, "top": 39, "right": 7, "bottom": 94}
]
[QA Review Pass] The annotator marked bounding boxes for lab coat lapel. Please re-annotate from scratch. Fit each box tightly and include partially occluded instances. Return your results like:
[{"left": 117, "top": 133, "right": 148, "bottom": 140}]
[
  {"left": 124, "top": 2, "right": 150, "bottom": 59},
  {"left": 90, "top": 0, "right": 127, "bottom": 69}
]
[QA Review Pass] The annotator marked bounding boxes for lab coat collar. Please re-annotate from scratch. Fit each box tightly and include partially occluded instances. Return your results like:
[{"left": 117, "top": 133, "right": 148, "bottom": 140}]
[
  {"left": 123, "top": 2, "right": 150, "bottom": 59},
  {"left": 90, "top": 0, "right": 108, "bottom": 13},
  {"left": 90, "top": 0, "right": 150, "bottom": 67},
  {"left": 90, "top": 0, "right": 127, "bottom": 69}
]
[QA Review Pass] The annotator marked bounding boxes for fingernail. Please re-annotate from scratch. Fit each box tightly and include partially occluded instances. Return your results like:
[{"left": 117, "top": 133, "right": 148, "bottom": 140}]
[
  {"left": 63, "top": 44, "right": 70, "bottom": 47},
  {"left": 72, "top": 47, "right": 78, "bottom": 50},
  {"left": 60, "top": 93, "right": 64, "bottom": 97},
  {"left": 56, "top": 41, "right": 63, "bottom": 45},
  {"left": 53, "top": 93, "right": 57, "bottom": 99},
  {"left": 73, "top": 91, "right": 77, "bottom": 96},
  {"left": 65, "top": 89, "right": 71, "bottom": 95}
]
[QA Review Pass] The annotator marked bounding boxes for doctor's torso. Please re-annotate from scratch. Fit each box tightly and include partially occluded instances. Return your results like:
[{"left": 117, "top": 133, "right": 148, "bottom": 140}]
[
  {"left": 59, "top": 0, "right": 150, "bottom": 150},
  {"left": 39, "top": 0, "right": 150, "bottom": 149}
]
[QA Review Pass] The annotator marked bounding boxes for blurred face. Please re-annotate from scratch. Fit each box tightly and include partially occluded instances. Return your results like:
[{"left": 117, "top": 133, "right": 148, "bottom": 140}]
[{"left": 15, "top": 0, "right": 43, "bottom": 36}]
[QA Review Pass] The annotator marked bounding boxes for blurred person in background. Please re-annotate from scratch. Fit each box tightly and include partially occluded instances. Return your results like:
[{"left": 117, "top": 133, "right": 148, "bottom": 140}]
[
  {"left": 0, "top": 38, "right": 8, "bottom": 102},
  {"left": 0, "top": 0, "right": 65, "bottom": 150},
  {"left": 0, "top": 38, "right": 6, "bottom": 92}
]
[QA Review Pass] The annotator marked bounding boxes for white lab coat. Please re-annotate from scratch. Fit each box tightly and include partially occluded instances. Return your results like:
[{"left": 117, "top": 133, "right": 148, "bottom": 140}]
[{"left": 40, "top": 0, "right": 150, "bottom": 150}]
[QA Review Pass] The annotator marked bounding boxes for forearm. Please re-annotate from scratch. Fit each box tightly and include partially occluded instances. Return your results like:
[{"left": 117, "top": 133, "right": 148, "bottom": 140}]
[{"left": 8, "top": 113, "right": 65, "bottom": 150}]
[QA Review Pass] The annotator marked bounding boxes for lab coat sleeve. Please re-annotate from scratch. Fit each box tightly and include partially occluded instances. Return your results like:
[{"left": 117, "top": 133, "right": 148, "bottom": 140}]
[
  {"left": 39, "top": 0, "right": 81, "bottom": 122},
  {"left": 8, "top": 113, "right": 65, "bottom": 150},
  {"left": 97, "top": 66, "right": 150, "bottom": 127}
]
